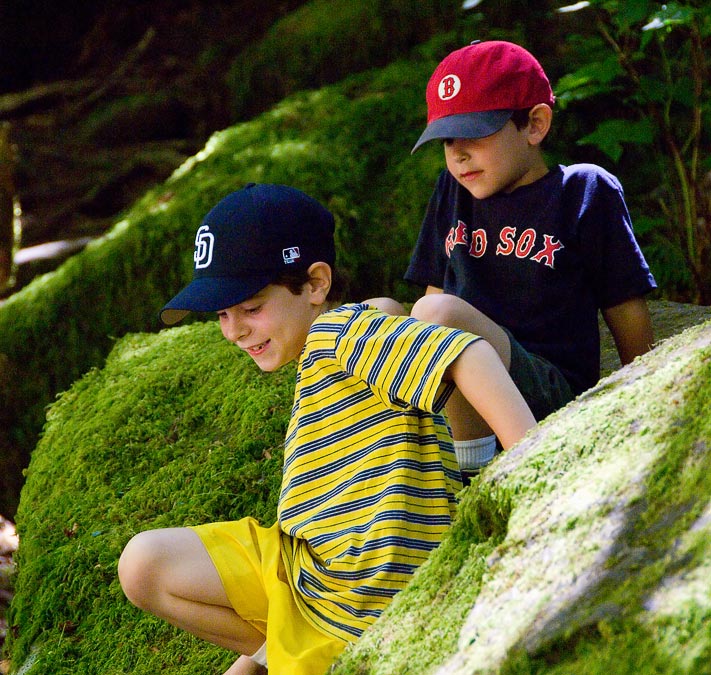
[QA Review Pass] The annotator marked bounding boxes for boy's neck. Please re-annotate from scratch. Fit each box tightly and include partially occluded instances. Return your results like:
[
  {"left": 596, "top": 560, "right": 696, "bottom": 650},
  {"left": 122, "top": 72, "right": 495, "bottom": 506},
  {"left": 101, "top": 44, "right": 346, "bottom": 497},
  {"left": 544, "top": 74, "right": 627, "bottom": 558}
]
[{"left": 504, "top": 155, "right": 550, "bottom": 195}]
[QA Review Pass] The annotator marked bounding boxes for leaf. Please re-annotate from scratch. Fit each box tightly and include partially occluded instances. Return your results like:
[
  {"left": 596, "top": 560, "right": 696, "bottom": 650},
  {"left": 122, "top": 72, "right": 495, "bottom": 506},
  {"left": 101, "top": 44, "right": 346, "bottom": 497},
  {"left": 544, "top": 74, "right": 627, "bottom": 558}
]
[
  {"left": 638, "top": 75, "right": 669, "bottom": 104},
  {"left": 555, "top": 56, "right": 625, "bottom": 106},
  {"left": 617, "top": 0, "right": 655, "bottom": 30},
  {"left": 577, "top": 118, "right": 654, "bottom": 162},
  {"left": 631, "top": 214, "right": 664, "bottom": 236},
  {"left": 555, "top": 82, "right": 620, "bottom": 108},
  {"left": 670, "top": 77, "right": 696, "bottom": 107},
  {"left": 642, "top": 2, "right": 697, "bottom": 32},
  {"left": 558, "top": 56, "right": 624, "bottom": 91}
]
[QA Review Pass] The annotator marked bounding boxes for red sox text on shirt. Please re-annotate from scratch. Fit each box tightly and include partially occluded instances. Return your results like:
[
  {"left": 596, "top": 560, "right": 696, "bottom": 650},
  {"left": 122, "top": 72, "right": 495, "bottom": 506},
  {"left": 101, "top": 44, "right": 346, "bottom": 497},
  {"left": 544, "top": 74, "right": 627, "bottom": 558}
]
[{"left": 445, "top": 220, "right": 564, "bottom": 269}]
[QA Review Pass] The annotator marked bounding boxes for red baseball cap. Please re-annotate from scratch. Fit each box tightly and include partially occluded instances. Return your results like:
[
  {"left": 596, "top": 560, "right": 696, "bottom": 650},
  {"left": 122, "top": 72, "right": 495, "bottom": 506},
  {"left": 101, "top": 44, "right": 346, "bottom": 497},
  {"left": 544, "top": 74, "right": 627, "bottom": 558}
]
[{"left": 412, "top": 40, "right": 555, "bottom": 153}]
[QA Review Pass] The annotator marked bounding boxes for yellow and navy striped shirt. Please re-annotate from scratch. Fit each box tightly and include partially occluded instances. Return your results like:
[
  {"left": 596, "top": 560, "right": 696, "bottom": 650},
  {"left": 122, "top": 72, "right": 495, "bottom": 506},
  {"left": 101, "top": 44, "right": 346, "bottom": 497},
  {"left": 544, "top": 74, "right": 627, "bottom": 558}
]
[{"left": 278, "top": 303, "right": 479, "bottom": 643}]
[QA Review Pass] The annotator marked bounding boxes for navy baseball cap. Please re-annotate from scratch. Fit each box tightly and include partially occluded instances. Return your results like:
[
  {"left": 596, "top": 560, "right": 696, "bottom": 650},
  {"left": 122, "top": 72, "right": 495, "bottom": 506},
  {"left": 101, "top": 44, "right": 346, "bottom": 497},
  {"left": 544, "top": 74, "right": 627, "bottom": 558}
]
[
  {"left": 412, "top": 41, "right": 555, "bottom": 152},
  {"left": 160, "top": 183, "right": 336, "bottom": 325}
]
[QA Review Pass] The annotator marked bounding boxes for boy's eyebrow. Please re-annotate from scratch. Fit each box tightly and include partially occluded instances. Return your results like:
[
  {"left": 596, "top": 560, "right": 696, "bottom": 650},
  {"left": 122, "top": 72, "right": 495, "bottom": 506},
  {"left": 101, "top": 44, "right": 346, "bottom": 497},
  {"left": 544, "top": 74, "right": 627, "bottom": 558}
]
[{"left": 239, "top": 289, "right": 268, "bottom": 306}]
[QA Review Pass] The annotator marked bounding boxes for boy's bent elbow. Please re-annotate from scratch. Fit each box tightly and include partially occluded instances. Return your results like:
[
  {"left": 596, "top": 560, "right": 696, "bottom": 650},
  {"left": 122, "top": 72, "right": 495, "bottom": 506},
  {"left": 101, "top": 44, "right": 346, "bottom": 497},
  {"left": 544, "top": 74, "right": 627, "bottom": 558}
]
[{"left": 446, "top": 339, "right": 500, "bottom": 383}]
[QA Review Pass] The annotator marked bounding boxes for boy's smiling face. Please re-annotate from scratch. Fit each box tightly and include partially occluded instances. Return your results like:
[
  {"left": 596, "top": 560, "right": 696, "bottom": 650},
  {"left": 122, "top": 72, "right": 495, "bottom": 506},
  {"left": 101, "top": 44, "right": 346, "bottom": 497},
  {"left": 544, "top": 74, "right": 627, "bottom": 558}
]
[{"left": 217, "top": 270, "right": 328, "bottom": 372}]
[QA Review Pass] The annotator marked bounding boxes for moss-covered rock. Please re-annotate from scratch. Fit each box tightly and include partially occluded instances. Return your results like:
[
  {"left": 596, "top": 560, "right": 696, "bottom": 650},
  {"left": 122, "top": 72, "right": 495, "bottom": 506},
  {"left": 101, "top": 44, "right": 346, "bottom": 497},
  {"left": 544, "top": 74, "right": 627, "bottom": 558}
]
[
  {"left": 226, "top": 0, "right": 462, "bottom": 120},
  {"left": 333, "top": 318, "right": 711, "bottom": 675},
  {"left": 6, "top": 310, "right": 711, "bottom": 674},
  {"left": 7, "top": 322, "right": 292, "bottom": 674}
]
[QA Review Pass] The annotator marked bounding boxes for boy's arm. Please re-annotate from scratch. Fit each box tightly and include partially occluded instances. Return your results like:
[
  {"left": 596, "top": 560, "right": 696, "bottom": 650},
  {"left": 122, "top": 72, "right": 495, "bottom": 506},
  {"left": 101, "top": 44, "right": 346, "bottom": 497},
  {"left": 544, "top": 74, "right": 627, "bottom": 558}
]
[
  {"left": 601, "top": 297, "right": 654, "bottom": 366},
  {"left": 445, "top": 340, "right": 536, "bottom": 451}
]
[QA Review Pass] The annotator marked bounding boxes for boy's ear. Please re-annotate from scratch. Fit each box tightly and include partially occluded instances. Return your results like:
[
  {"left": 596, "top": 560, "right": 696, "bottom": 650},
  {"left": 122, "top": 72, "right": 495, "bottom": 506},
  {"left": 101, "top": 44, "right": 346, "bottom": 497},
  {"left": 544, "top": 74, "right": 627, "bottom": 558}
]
[
  {"left": 306, "top": 262, "right": 332, "bottom": 303},
  {"left": 527, "top": 104, "right": 552, "bottom": 146}
]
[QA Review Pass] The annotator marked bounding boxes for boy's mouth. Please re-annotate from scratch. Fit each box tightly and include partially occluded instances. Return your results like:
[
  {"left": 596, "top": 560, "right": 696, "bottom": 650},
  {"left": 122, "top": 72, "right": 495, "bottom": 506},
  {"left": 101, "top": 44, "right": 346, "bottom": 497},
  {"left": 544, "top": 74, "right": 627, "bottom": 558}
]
[
  {"left": 460, "top": 170, "right": 482, "bottom": 181},
  {"left": 246, "top": 340, "right": 270, "bottom": 356}
]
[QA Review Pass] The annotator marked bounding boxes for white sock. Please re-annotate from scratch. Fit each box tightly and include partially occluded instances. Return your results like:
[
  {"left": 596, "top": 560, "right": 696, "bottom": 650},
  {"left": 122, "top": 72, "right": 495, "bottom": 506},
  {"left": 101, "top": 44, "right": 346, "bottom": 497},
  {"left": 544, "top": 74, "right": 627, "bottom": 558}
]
[
  {"left": 250, "top": 642, "right": 267, "bottom": 667},
  {"left": 454, "top": 435, "right": 497, "bottom": 471}
]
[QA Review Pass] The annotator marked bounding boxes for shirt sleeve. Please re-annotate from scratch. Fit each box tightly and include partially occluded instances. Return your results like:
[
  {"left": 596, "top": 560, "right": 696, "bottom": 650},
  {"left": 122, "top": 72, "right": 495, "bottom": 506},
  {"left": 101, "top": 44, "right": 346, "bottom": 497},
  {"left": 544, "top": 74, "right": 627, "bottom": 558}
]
[
  {"left": 564, "top": 165, "right": 657, "bottom": 309},
  {"left": 334, "top": 307, "right": 479, "bottom": 413}
]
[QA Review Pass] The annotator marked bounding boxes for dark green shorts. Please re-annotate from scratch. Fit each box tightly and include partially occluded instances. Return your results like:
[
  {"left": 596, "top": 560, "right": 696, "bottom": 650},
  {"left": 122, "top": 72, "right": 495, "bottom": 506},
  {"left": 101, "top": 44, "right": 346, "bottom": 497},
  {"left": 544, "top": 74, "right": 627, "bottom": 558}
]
[{"left": 505, "top": 329, "right": 575, "bottom": 422}]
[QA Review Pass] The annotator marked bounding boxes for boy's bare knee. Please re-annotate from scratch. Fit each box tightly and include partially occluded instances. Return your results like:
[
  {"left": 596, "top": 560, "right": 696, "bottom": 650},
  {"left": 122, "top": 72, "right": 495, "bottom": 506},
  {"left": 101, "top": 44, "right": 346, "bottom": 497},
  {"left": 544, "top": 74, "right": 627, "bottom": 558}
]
[
  {"left": 411, "top": 293, "right": 460, "bottom": 326},
  {"left": 364, "top": 297, "right": 407, "bottom": 316},
  {"left": 411, "top": 294, "right": 511, "bottom": 366},
  {"left": 118, "top": 532, "right": 161, "bottom": 609}
]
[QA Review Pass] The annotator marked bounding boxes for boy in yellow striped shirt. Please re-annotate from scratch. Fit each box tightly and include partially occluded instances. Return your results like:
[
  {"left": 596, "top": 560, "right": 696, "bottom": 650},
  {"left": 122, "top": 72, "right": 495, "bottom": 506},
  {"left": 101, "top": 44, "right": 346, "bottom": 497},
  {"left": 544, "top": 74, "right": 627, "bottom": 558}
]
[{"left": 118, "top": 183, "right": 535, "bottom": 675}]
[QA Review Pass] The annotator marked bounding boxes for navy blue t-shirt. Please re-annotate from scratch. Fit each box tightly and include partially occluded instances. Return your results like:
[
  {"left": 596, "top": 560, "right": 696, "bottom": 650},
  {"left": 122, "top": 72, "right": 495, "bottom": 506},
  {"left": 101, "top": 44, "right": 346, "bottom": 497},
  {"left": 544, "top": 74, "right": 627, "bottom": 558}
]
[{"left": 405, "top": 164, "right": 657, "bottom": 394}]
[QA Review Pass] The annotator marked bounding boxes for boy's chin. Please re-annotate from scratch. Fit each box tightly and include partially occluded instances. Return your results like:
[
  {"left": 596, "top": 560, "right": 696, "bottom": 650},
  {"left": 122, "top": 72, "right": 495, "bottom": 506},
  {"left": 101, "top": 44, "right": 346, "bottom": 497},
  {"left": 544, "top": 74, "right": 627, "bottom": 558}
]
[
  {"left": 459, "top": 182, "right": 494, "bottom": 200},
  {"left": 252, "top": 358, "right": 288, "bottom": 373}
]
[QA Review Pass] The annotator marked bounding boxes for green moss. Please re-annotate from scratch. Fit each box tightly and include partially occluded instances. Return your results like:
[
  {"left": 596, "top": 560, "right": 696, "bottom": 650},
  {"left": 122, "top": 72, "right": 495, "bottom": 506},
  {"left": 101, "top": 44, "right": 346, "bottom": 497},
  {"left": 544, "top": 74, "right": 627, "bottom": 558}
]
[
  {"left": 7, "top": 296, "right": 711, "bottom": 675},
  {"left": 226, "top": 0, "right": 462, "bottom": 119},
  {"left": 7, "top": 322, "right": 294, "bottom": 673},
  {"left": 333, "top": 482, "right": 513, "bottom": 674}
]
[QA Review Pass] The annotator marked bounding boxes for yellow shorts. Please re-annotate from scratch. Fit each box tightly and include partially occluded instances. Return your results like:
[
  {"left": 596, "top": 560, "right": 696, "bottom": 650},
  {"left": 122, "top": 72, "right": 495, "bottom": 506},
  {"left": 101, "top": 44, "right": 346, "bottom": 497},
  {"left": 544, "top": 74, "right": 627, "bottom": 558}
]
[{"left": 191, "top": 517, "right": 347, "bottom": 675}]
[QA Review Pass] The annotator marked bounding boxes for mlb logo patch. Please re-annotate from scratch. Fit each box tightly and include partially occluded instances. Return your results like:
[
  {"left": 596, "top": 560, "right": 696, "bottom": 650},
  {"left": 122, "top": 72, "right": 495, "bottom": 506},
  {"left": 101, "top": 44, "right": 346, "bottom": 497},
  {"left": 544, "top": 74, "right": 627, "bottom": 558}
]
[{"left": 283, "top": 247, "right": 301, "bottom": 264}]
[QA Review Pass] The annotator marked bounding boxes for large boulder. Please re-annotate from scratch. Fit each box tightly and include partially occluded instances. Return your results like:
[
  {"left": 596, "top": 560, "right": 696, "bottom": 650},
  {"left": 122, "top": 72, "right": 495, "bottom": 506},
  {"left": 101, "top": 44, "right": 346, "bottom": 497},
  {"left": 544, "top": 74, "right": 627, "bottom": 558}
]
[
  {"left": 7, "top": 323, "right": 291, "bottom": 675},
  {"left": 334, "top": 316, "right": 711, "bottom": 674},
  {"left": 5, "top": 306, "right": 711, "bottom": 674}
]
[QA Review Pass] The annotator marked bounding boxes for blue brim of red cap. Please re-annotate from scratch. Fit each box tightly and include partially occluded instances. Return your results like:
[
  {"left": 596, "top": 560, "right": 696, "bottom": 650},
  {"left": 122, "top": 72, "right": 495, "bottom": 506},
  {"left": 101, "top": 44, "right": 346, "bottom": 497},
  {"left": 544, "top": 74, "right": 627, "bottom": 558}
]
[
  {"left": 160, "top": 274, "right": 275, "bottom": 325},
  {"left": 411, "top": 109, "right": 514, "bottom": 153}
]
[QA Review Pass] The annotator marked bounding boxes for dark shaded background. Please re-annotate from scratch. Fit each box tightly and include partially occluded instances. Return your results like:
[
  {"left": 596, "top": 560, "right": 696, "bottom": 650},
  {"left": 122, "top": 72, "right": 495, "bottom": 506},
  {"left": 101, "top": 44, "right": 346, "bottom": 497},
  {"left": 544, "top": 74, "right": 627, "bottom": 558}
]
[{"left": 0, "top": 1, "right": 308, "bottom": 291}]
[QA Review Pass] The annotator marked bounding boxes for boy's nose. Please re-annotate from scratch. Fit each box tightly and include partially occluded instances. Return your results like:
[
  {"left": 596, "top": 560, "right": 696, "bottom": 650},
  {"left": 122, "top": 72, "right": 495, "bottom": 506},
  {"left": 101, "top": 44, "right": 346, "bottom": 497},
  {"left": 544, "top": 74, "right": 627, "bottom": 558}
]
[
  {"left": 450, "top": 139, "right": 470, "bottom": 160},
  {"left": 221, "top": 316, "right": 248, "bottom": 344}
]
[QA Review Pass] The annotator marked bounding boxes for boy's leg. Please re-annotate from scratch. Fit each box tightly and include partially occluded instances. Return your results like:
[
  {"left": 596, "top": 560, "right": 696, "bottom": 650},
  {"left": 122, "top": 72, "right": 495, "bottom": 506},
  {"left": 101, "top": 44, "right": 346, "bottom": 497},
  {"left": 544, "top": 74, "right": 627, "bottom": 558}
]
[
  {"left": 411, "top": 292, "right": 573, "bottom": 477},
  {"left": 118, "top": 527, "right": 266, "bottom": 656},
  {"left": 224, "top": 655, "right": 267, "bottom": 675},
  {"left": 363, "top": 297, "right": 408, "bottom": 315},
  {"left": 410, "top": 293, "right": 517, "bottom": 479},
  {"left": 410, "top": 293, "right": 512, "bottom": 441}
]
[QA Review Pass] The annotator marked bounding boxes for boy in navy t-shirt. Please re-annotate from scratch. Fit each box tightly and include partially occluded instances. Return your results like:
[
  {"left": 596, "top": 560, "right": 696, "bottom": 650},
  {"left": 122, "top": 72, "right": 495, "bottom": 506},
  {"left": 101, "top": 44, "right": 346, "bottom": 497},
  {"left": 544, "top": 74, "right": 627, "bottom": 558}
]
[{"left": 406, "top": 40, "right": 657, "bottom": 479}]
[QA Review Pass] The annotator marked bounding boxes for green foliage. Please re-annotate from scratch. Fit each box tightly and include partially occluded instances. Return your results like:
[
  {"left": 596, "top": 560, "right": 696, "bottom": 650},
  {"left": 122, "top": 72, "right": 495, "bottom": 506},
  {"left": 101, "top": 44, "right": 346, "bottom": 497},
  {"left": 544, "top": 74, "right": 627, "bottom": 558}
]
[
  {"left": 553, "top": 0, "right": 711, "bottom": 303},
  {"left": 7, "top": 322, "right": 294, "bottom": 674},
  {"left": 226, "top": 0, "right": 462, "bottom": 120},
  {"left": 577, "top": 118, "right": 655, "bottom": 163}
]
